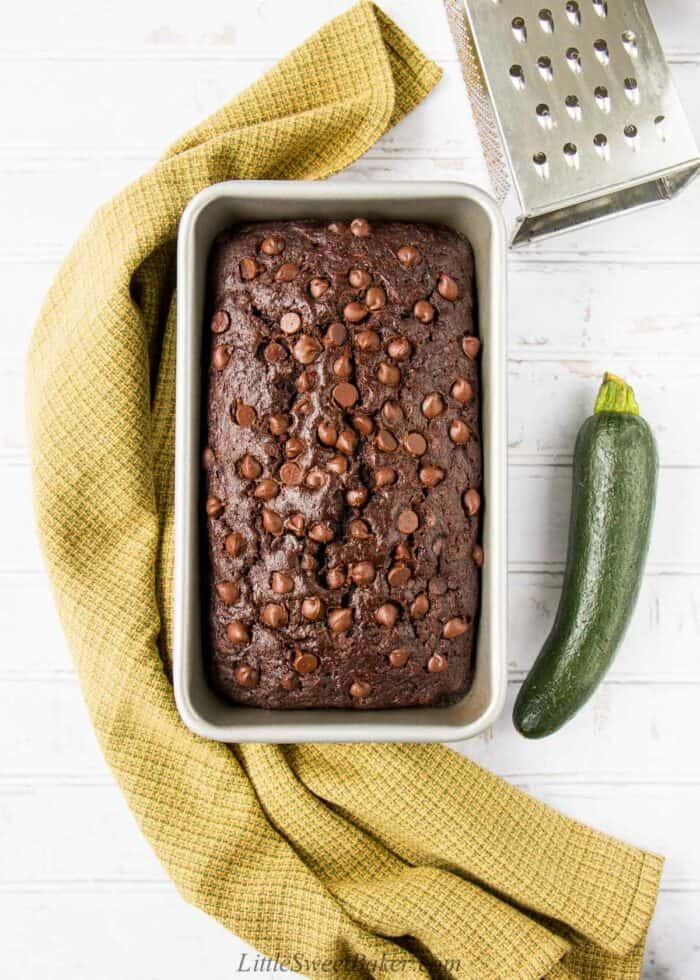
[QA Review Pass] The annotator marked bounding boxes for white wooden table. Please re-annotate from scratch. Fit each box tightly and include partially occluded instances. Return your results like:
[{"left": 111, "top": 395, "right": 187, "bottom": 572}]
[{"left": 2, "top": 2, "right": 699, "bottom": 977}]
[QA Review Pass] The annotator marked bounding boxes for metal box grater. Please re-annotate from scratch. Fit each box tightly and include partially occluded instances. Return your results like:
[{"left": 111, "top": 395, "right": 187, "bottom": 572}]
[{"left": 456, "top": 0, "right": 700, "bottom": 246}]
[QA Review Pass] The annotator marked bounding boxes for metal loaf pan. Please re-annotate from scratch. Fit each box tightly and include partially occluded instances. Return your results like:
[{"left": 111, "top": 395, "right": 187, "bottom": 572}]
[{"left": 174, "top": 180, "right": 507, "bottom": 743}]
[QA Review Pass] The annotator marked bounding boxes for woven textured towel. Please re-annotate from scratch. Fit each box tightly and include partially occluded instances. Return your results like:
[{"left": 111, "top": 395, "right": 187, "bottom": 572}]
[{"left": 26, "top": 3, "right": 662, "bottom": 978}]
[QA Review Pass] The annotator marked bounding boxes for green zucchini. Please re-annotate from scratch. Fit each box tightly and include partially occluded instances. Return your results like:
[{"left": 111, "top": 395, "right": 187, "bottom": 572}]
[{"left": 513, "top": 373, "right": 658, "bottom": 739}]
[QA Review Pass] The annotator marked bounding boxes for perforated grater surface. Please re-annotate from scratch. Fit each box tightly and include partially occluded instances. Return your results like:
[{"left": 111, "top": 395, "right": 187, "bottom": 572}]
[{"left": 451, "top": 0, "right": 700, "bottom": 246}]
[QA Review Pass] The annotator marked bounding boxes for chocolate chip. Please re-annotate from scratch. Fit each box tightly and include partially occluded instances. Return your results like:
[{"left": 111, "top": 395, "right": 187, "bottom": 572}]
[
  {"left": 352, "top": 414, "right": 374, "bottom": 436},
  {"left": 443, "top": 617, "right": 468, "bottom": 639},
  {"left": 254, "top": 479, "right": 279, "bottom": 501},
  {"left": 327, "top": 455, "right": 348, "bottom": 476},
  {"left": 387, "top": 563, "right": 411, "bottom": 588},
  {"left": 377, "top": 362, "right": 400, "bottom": 386},
  {"left": 301, "top": 597, "right": 324, "bottom": 622},
  {"left": 293, "top": 335, "right": 322, "bottom": 364},
  {"left": 262, "top": 603, "right": 288, "bottom": 628},
  {"left": 328, "top": 608, "right": 353, "bottom": 633},
  {"left": 355, "top": 330, "right": 381, "bottom": 352},
  {"left": 284, "top": 437, "right": 305, "bottom": 460},
  {"left": 296, "top": 370, "right": 316, "bottom": 393},
  {"left": 271, "top": 571, "right": 294, "bottom": 594},
  {"left": 285, "top": 513, "right": 306, "bottom": 537},
  {"left": 346, "top": 486, "right": 368, "bottom": 508},
  {"left": 281, "top": 672, "right": 300, "bottom": 691},
  {"left": 348, "top": 268, "right": 372, "bottom": 289},
  {"left": 335, "top": 428, "right": 358, "bottom": 455},
  {"left": 462, "top": 336, "right": 481, "bottom": 360},
  {"left": 210, "top": 310, "right": 230, "bottom": 334},
  {"left": 235, "top": 664, "right": 259, "bottom": 688},
  {"left": 305, "top": 468, "right": 326, "bottom": 489},
  {"left": 226, "top": 621, "right": 250, "bottom": 644},
  {"left": 452, "top": 378, "right": 473, "bottom": 404},
  {"left": 366, "top": 286, "right": 386, "bottom": 311},
  {"left": 375, "top": 429, "right": 398, "bottom": 453},
  {"left": 397, "top": 509, "right": 419, "bottom": 534},
  {"left": 449, "top": 419, "right": 471, "bottom": 445},
  {"left": 350, "top": 218, "right": 371, "bottom": 237},
  {"left": 235, "top": 403, "right": 257, "bottom": 428},
  {"left": 344, "top": 301, "right": 368, "bottom": 324},
  {"left": 394, "top": 542, "right": 411, "bottom": 560},
  {"left": 225, "top": 531, "right": 245, "bottom": 557},
  {"left": 387, "top": 336, "right": 411, "bottom": 361},
  {"left": 349, "top": 561, "right": 375, "bottom": 586},
  {"left": 349, "top": 519, "right": 371, "bottom": 540},
  {"left": 419, "top": 465, "right": 445, "bottom": 488},
  {"left": 427, "top": 653, "right": 448, "bottom": 673},
  {"left": 389, "top": 648, "right": 409, "bottom": 668},
  {"left": 473, "top": 544, "right": 484, "bottom": 568},
  {"left": 293, "top": 649, "right": 319, "bottom": 674},
  {"left": 268, "top": 413, "right": 290, "bottom": 436},
  {"left": 374, "top": 467, "right": 397, "bottom": 488},
  {"left": 205, "top": 495, "right": 224, "bottom": 518},
  {"left": 317, "top": 421, "right": 338, "bottom": 446},
  {"left": 309, "top": 522, "right": 334, "bottom": 543},
  {"left": 310, "top": 277, "right": 330, "bottom": 298},
  {"left": 375, "top": 603, "right": 399, "bottom": 628},
  {"left": 293, "top": 395, "right": 312, "bottom": 416},
  {"left": 332, "top": 382, "right": 359, "bottom": 408},
  {"left": 260, "top": 235, "right": 285, "bottom": 256},
  {"left": 326, "top": 566, "right": 346, "bottom": 589},
  {"left": 437, "top": 274, "right": 459, "bottom": 301},
  {"left": 275, "top": 262, "right": 299, "bottom": 282},
  {"left": 216, "top": 581, "right": 240, "bottom": 604},
  {"left": 411, "top": 593, "right": 430, "bottom": 619},
  {"left": 202, "top": 446, "right": 215, "bottom": 468},
  {"left": 414, "top": 300, "right": 435, "bottom": 324},
  {"left": 324, "top": 322, "right": 347, "bottom": 347},
  {"left": 463, "top": 488, "right": 481, "bottom": 516},
  {"left": 279, "top": 462, "right": 302, "bottom": 486},
  {"left": 239, "top": 454, "right": 262, "bottom": 480},
  {"left": 239, "top": 257, "right": 260, "bottom": 280},
  {"left": 265, "top": 341, "right": 287, "bottom": 363},
  {"left": 350, "top": 680, "right": 371, "bottom": 699},
  {"left": 421, "top": 392, "right": 445, "bottom": 419},
  {"left": 280, "top": 312, "right": 302, "bottom": 335},
  {"left": 211, "top": 346, "right": 230, "bottom": 370},
  {"left": 332, "top": 353, "right": 354, "bottom": 379},
  {"left": 328, "top": 222, "right": 346, "bottom": 234},
  {"left": 301, "top": 553, "right": 317, "bottom": 573},
  {"left": 382, "top": 401, "right": 404, "bottom": 424},
  {"left": 403, "top": 432, "right": 427, "bottom": 457},
  {"left": 262, "top": 509, "right": 284, "bottom": 535},
  {"left": 396, "top": 245, "right": 422, "bottom": 268}
]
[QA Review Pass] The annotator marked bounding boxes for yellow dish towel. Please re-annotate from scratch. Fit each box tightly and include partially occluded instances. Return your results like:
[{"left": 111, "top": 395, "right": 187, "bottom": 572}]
[{"left": 26, "top": 3, "right": 662, "bottom": 977}]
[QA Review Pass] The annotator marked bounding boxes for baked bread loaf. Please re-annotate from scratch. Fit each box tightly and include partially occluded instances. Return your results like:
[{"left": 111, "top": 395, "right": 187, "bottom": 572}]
[{"left": 203, "top": 218, "right": 482, "bottom": 709}]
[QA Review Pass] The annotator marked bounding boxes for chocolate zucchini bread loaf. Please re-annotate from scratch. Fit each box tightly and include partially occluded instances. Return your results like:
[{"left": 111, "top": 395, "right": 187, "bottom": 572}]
[{"left": 202, "top": 217, "right": 482, "bottom": 709}]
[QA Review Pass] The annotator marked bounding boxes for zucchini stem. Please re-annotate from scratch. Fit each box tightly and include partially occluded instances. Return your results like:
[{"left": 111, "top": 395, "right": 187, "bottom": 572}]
[{"left": 594, "top": 372, "right": 640, "bottom": 416}]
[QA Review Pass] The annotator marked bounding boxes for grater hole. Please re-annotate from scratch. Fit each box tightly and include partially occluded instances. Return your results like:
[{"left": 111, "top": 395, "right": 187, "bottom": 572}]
[
  {"left": 593, "top": 133, "right": 610, "bottom": 159},
  {"left": 563, "top": 142, "right": 580, "bottom": 168},
  {"left": 621, "top": 30, "right": 638, "bottom": 57},
  {"left": 594, "top": 85, "right": 611, "bottom": 112},
  {"left": 593, "top": 38, "right": 610, "bottom": 65},
  {"left": 532, "top": 152, "right": 549, "bottom": 178},
  {"left": 512, "top": 17, "right": 528, "bottom": 42},
  {"left": 537, "top": 55, "right": 554, "bottom": 81},
  {"left": 536, "top": 103, "right": 553, "bottom": 129},
  {"left": 565, "top": 94, "right": 582, "bottom": 120},
  {"left": 624, "top": 77, "right": 640, "bottom": 104},
  {"left": 624, "top": 123, "right": 640, "bottom": 150},
  {"left": 592, "top": 0, "right": 608, "bottom": 17},
  {"left": 566, "top": 47, "right": 582, "bottom": 73},
  {"left": 538, "top": 8, "right": 554, "bottom": 33},
  {"left": 509, "top": 64, "right": 526, "bottom": 90},
  {"left": 654, "top": 114, "right": 667, "bottom": 140},
  {"left": 565, "top": 1, "right": 581, "bottom": 27}
]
